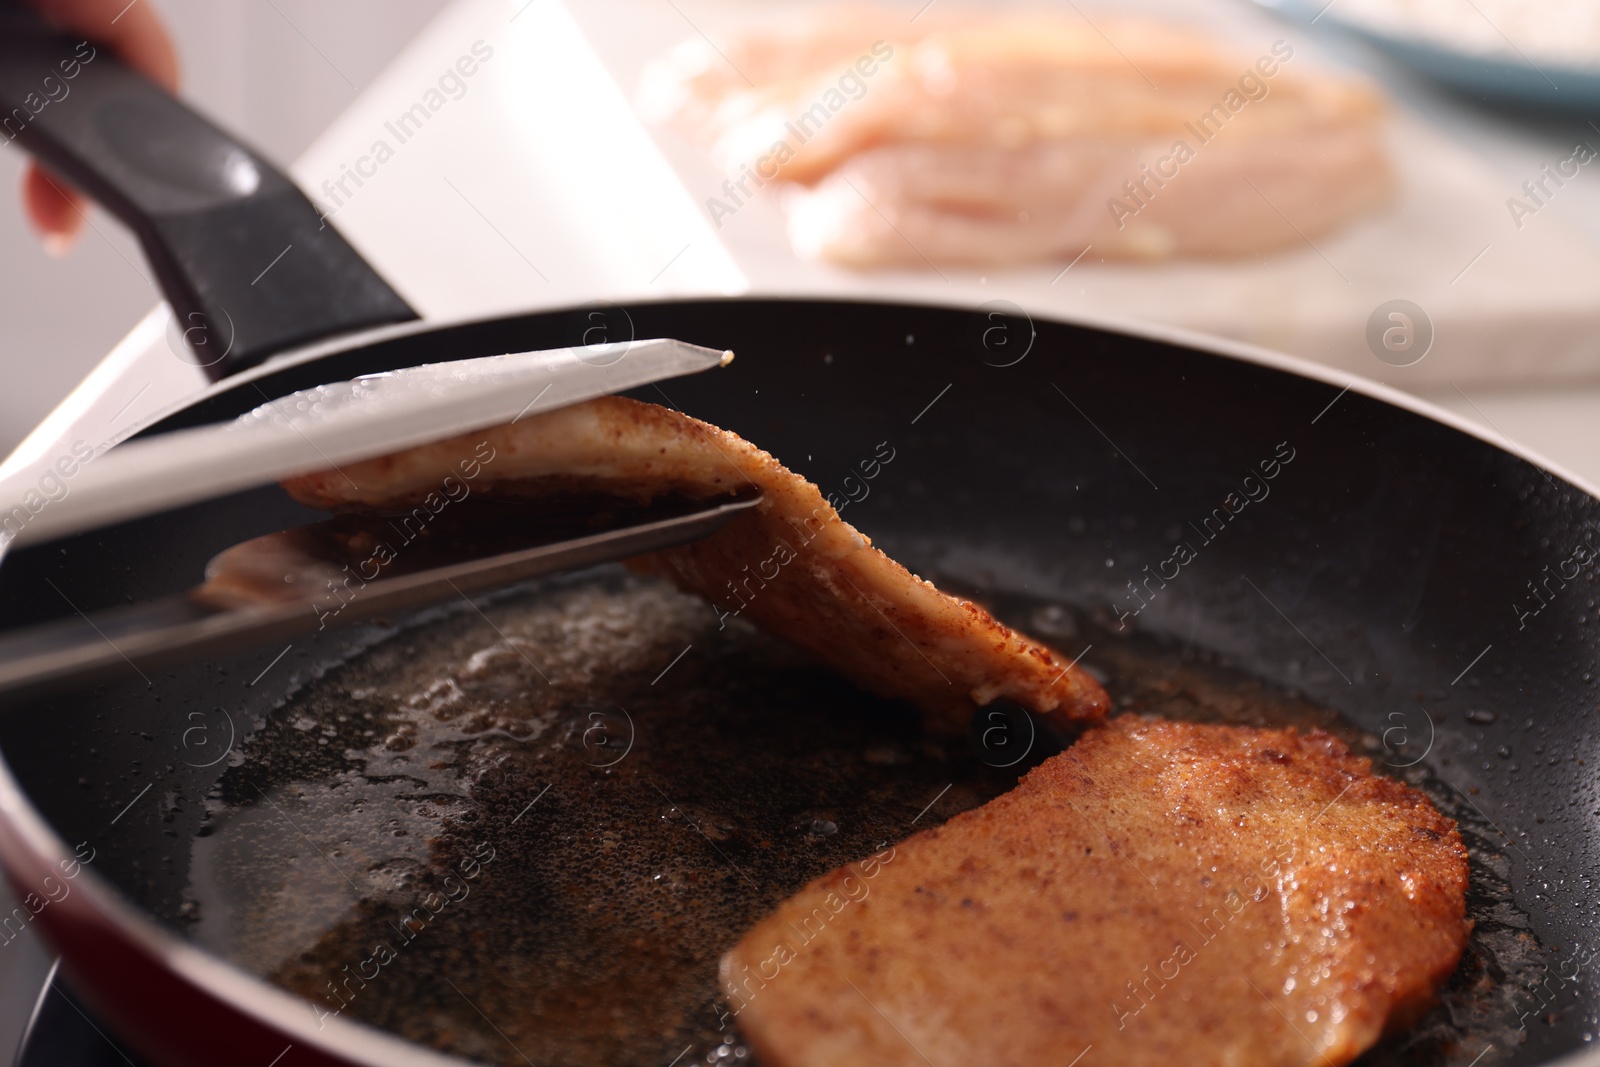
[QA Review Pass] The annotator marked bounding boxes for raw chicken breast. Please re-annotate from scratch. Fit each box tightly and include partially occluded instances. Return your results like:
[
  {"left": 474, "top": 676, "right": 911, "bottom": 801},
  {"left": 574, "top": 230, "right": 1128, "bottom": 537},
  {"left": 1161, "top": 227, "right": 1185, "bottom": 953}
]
[{"left": 640, "top": 9, "right": 1393, "bottom": 264}]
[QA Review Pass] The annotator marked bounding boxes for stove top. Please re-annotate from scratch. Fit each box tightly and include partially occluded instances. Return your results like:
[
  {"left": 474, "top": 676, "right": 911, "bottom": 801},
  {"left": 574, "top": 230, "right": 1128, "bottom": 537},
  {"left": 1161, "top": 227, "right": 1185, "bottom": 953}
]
[
  {"left": 18, "top": 970, "right": 151, "bottom": 1067},
  {"left": 0, "top": 919, "right": 150, "bottom": 1067}
]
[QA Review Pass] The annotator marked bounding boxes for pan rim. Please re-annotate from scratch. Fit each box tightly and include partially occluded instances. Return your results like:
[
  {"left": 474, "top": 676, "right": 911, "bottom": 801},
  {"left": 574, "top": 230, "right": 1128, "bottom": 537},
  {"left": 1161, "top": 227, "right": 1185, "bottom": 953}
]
[
  {"left": 97, "top": 294, "right": 1600, "bottom": 511},
  {"left": 0, "top": 749, "right": 479, "bottom": 1066},
  {"left": 2, "top": 294, "right": 1596, "bottom": 1067}
]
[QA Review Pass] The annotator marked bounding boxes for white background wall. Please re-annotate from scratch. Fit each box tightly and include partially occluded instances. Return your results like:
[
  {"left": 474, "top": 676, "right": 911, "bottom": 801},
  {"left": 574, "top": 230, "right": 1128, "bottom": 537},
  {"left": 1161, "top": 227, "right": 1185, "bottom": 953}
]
[{"left": 0, "top": 0, "right": 451, "bottom": 456}]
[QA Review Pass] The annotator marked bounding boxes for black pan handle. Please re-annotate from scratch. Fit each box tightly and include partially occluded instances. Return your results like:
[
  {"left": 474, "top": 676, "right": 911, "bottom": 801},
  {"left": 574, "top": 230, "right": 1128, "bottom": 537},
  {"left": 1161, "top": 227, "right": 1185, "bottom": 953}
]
[{"left": 0, "top": 2, "right": 418, "bottom": 379}]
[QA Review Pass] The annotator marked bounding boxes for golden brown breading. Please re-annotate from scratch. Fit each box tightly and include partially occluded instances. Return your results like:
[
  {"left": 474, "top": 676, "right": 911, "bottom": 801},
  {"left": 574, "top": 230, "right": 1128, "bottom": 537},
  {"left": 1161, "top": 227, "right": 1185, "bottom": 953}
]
[
  {"left": 721, "top": 716, "right": 1470, "bottom": 1067},
  {"left": 279, "top": 395, "right": 1108, "bottom": 733}
]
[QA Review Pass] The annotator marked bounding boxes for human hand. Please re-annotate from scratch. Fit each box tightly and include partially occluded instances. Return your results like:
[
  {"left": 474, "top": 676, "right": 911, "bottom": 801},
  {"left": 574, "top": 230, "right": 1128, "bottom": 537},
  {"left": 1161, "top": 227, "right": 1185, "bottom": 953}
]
[{"left": 19, "top": 0, "right": 177, "bottom": 252}]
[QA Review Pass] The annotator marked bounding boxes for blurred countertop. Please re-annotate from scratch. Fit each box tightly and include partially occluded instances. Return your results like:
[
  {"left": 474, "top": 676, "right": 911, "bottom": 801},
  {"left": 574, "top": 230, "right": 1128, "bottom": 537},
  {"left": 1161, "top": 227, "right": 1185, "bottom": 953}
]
[{"left": 4, "top": 0, "right": 1600, "bottom": 487}]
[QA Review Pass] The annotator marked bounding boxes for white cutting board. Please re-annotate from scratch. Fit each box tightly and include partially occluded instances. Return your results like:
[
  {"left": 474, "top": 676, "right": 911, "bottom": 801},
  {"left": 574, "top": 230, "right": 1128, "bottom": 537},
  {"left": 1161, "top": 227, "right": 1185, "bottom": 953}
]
[{"left": 560, "top": 0, "right": 1600, "bottom": 389}]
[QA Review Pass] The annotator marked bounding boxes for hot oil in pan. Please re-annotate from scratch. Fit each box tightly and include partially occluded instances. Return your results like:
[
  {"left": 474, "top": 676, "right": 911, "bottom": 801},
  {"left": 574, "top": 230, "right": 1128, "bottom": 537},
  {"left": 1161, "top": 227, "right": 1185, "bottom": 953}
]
[
  {"left": 185, "top": 569, "right": 1025, "bottom": 1066},
  {"left": 185, "top": 569, "right": 1549, "bottom": 1067}
]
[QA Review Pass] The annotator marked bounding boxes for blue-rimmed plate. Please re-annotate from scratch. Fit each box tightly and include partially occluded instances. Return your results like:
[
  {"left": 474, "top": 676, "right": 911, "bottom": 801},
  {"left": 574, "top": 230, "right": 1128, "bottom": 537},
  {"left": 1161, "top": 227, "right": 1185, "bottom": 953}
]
[{"left": 1253, "top": 0, "right": 1600, "bottom": 112}]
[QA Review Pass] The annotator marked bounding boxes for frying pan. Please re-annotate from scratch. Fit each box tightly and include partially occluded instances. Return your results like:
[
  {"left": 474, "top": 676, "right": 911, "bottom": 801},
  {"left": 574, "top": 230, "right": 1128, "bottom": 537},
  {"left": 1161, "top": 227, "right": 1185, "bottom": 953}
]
[{"left": 1, "top": 8, "right": 1598, "bottom": 1067}]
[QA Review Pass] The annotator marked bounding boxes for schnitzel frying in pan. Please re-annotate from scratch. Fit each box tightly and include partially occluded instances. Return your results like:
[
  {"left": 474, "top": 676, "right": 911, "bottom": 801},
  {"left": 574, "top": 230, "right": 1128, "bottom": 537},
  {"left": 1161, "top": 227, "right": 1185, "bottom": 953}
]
[
  {"left": 723, "top": 716, "right": 1470, "bottom": 1067},
  {"left": 278, "top": 394, "right": 1111, "bottom": 735},
  {"left": 262, "top": 397, "right": 1473, "bottom": 1067}
]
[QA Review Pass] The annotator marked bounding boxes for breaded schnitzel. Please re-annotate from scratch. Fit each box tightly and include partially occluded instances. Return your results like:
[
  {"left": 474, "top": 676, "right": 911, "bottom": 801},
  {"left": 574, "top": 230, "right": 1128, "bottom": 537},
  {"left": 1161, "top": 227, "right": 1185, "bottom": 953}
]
[
  {"left": 721, "top": 716, "right": 1469, "bottom": 1067},
  {"left": 275, "top": 395, "right": 1109, "bottom": 734}
]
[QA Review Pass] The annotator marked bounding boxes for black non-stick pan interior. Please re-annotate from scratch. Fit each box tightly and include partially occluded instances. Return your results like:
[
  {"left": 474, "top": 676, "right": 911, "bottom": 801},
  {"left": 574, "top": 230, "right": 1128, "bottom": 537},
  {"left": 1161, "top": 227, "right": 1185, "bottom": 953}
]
[{"left": 0, "top": 299, "right": 1595, "bottom": 1065}]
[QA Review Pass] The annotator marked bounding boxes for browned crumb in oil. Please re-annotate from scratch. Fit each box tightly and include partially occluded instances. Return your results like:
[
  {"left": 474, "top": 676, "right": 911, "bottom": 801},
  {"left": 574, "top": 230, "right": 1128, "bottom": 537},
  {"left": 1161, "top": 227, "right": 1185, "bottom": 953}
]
[
  {"left": 190, "top": 572, "right": 1549, "bottom": 1067},
  {"left": 197, "top": 572, "right": 1028, "bottom": 1067}
]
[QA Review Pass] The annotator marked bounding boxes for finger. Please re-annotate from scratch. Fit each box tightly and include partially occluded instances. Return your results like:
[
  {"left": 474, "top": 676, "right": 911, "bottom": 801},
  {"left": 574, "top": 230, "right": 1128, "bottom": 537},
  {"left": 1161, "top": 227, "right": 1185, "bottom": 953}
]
[
  {"left": 30, "top": 0, "right": 179, "bottom": 90},
  {"left": 22, "top": 162, "right": 86, "bottom": 252}
]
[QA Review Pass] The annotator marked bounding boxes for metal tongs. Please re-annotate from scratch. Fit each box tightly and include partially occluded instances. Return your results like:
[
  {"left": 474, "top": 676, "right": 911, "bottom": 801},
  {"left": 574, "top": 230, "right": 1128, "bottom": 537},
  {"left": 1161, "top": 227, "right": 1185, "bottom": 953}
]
[{"left": 0, "top": 340, "right": 758, "bottom": 698}]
